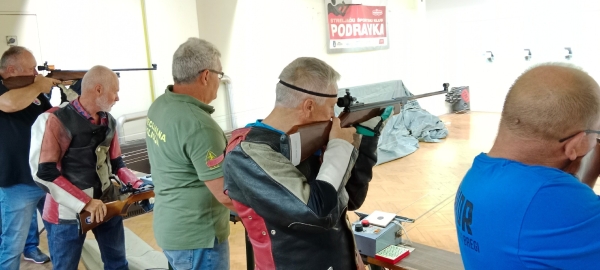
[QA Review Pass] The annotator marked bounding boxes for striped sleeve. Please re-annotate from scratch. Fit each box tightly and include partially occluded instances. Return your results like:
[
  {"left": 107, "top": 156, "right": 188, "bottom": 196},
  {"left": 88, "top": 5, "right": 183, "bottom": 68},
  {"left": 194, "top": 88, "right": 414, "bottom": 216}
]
[{"left": 29, "top": 110, "right": 91, "bottom": 213}]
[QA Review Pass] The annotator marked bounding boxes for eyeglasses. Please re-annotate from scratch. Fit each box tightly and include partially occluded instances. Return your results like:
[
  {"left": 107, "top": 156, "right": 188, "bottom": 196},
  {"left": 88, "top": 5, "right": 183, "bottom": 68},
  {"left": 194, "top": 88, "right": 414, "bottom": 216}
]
[
  {"left": 558, "top": 129, "right": 600, "bottom": 143},
  {"left": 201, "top": 69, "right": 224, "bottom": 80}
]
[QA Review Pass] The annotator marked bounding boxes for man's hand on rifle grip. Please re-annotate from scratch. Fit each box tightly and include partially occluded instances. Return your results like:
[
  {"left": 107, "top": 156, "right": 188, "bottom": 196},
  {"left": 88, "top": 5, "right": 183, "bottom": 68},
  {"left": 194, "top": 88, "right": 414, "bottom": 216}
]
[
  {"left": 329, "top": 117, "right": 355, "bottom": 144},
  {"left": 84, "top": 199, "right": 107, "bottom": 223},
  {"left": 355, "top": 106, "right": 394, "bottom": 137},
  {"left": 34, "top": 75, "right": 60, "bottom": 94}
]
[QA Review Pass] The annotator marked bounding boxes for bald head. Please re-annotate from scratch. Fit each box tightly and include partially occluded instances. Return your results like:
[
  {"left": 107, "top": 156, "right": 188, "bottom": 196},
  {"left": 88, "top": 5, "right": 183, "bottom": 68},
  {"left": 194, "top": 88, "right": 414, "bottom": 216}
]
[
  {"left": 501, "top": 63, "right": 600, "bottom": 141},
  {"left": 81, "top": 65, "right": 120, "bottom": 112},
  {"left": 82, "top": 65, "right": 118, "bottom": 93}
]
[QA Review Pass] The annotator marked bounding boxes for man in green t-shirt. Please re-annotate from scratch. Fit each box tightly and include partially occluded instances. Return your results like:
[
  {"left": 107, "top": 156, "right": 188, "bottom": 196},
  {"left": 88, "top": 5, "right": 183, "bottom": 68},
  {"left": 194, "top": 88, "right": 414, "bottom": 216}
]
[{"left": 145, "top": 37, "right": 234, "bottom": 270}]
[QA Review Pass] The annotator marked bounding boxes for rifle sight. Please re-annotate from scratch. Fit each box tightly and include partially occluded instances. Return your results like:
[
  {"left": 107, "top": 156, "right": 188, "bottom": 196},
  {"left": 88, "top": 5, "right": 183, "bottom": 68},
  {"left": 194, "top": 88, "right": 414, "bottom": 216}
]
[{"left": 337, "top": 89, "right": 357, "bottom": 108}]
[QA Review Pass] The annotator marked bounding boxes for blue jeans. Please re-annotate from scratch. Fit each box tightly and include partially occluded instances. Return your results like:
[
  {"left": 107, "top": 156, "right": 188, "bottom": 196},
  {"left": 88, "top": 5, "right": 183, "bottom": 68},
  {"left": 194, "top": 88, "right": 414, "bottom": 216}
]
[
  {"left": 0, "top": 183, "right": 47, "bottom": 270},
  {"left": 46, "top": 215, "right": 128, "bottom": 270},
  {"left": 0, "top": 195, "right": 45, "bottom": 253},
  {"left": 163, "top": 238, "right": 230, "bottom": 270}
]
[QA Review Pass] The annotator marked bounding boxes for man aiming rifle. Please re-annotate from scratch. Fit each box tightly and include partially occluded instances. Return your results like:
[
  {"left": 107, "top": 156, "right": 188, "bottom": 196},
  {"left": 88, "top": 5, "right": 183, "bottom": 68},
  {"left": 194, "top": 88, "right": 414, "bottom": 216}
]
[
  {"left": 0, "top": 45, "right": 58, "bottom": 269},
  {"left": 223, "top": 57, "right": 391, "bottom": 270},
  {"left": 2, "top": 61, "right": 157, "bottom": 103}
]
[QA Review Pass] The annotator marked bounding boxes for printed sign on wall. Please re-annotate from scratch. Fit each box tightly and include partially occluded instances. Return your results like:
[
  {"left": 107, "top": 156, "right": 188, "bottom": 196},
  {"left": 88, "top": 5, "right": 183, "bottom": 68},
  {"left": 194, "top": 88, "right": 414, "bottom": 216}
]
[{"left": 325, "top": 0, "right": 389, "bottom": 53}]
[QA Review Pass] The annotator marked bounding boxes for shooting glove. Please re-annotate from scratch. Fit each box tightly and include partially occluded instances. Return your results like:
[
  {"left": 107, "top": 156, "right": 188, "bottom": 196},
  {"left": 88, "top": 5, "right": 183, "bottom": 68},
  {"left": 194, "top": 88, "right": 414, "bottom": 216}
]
[{"left": 355, "top": 106, "right": 394, "bottom": 137}]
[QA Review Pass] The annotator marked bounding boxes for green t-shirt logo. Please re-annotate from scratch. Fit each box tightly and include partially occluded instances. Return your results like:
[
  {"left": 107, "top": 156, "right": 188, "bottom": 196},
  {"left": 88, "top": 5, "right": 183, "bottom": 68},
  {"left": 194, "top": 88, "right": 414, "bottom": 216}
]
[
  {"left": 206, "top": 150, "right": 221, "bottom": 170},
  {"left": 146, "top": 118, "right": 167, "bottom": 146}
]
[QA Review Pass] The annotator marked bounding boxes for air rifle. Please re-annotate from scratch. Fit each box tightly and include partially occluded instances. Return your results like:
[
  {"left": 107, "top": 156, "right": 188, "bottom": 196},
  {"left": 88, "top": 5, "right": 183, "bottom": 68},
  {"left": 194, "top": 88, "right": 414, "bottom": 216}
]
[
  {"left": 0, "top": 61, "right": 157, "bottom": 90},
  {"left": 287, "top": 83, "right": 450, "bottom": 164},
  {"left": 78, "top": 185, "right": 154, "bottom": 235}
]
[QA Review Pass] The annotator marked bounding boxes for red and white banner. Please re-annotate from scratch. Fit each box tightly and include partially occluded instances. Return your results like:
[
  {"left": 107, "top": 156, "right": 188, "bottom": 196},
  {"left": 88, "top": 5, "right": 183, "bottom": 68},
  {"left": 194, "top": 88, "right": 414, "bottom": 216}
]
[{"left": 325, "top": 0, "right": 388, "bottom": 53}]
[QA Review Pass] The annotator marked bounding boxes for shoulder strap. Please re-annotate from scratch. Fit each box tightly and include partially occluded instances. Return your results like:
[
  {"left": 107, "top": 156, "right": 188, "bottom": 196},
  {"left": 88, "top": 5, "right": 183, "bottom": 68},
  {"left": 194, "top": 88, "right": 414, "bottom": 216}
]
[
  {"left": 226, "top": 128, "right": 252, "bottom": 154},
  {"left": 206, "top": 127, "right": 252, "bottom": 168}
]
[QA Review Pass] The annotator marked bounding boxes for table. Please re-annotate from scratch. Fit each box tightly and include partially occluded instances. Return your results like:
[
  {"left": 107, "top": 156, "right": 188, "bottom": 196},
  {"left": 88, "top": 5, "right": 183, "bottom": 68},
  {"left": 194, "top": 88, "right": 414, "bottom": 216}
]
[{"left": 365, "top": 243, "right": 464, "bottom": 270}]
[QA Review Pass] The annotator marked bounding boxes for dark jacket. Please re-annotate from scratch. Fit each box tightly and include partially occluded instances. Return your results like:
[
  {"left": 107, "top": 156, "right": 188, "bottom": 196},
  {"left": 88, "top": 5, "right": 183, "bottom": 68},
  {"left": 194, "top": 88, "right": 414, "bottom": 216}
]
[{"left": 224, "top": 126, "right": 378, "bottom": 270}]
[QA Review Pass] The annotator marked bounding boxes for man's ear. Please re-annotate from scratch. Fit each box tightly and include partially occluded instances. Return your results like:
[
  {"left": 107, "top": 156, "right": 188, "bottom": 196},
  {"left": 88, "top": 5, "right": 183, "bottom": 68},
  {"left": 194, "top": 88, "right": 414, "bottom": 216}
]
[
  {"left": 197, "top": 70, "right": 209, "bottom": 86},
  {"left": 564, "top": 132, "right": 590, "bottom": 161},
  {"left": 5, "top": 65, "right": 15, "bottom": 75},
  {"left": 301, "top": 98, "right": 316, "bottom": 118},
  {"left": 95, "top": 84, "right": 103, "bottom": 95}
]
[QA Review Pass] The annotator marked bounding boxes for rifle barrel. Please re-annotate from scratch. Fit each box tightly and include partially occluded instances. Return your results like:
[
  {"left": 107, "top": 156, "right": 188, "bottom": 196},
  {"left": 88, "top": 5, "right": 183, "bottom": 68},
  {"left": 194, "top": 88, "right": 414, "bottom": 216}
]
[
  {"left": 110, "top": 68, "right": 154, "bottom": 71},
  {"left": 346, "top": 89, "right": 447, "bottom": 113},
  {"left": 408, "top": 90, "right": 448, "bottom": 100},
  {"left": 112, "top": 64, "right": 158, "bottom": 71},
  {"left": 43, "top": 64, "right": 157, "bottom": 73}
]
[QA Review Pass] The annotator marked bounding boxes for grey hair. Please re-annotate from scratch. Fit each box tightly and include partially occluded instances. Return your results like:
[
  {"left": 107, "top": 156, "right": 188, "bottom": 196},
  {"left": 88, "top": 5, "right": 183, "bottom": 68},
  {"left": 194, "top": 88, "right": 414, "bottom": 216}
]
[
  {"left": 0, "top": 46, "right": 31, "bottom": 71},
  {"left": 275, "top": 57, "right": 340, "bottom": 107},
  {"left": 172, "top": 38, "right": 221, "bottom": 84},
  {"left": 81, "top": 65, "right": 118, "bottom": 93}
]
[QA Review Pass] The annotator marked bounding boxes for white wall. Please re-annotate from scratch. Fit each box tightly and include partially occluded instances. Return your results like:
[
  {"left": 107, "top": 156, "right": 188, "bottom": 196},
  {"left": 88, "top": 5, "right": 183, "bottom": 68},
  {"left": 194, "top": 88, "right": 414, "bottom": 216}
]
[
  {"left": 197, "top": 0, "right": 449, "bottom": 128},
  {"left": 422, "top": 0, "right": 600, "bottom": 112},
  {"left": 8, "top": 0, "right": 594, "bottom": 125},
  {"left": 143, "top": 0, "right": 200, "bottom": 99},
  {"left": 2, "top": 0, "right": 236, "bottom": 138},
  {"left": 195, "top": 0, "right": 600, "bottom": 119},
  {"left": 0, "top": 0, "right": 152, "bottom": 120},
  {"left": 0, "top": 14, "right": 42, "bottom": 71}
]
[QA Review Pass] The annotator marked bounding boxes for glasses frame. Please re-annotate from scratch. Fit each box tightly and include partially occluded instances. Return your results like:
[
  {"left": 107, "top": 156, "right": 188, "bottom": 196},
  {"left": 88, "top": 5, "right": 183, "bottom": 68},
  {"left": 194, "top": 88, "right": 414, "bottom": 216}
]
[
  {"left": 558, "top": 129, "right": 600, "bottom": 143},
  {"left": 201, "top": 69, "right": 224, "bottom": 80}
]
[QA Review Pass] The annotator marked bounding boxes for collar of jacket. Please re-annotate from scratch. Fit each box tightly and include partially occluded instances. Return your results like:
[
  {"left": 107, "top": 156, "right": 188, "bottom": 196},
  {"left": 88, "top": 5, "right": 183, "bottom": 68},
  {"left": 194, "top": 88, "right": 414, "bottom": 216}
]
[{"left": 244, "top": 126, "right": 294, "bottom": 160}]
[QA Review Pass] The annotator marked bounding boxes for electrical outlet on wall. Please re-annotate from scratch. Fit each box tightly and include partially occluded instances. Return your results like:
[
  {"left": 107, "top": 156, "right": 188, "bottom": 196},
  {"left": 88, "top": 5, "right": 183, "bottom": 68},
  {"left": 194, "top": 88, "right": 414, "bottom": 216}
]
[{"left": 6, "top": 36, "right": 17, "bottom": 46}]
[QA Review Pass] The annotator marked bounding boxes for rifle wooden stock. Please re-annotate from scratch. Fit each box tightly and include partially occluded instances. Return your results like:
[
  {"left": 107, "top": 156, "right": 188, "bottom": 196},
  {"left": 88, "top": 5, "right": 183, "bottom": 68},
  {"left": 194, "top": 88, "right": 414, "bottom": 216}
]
[
  {"left": 78, "top": 190, "right": 154, "bottom": 235},
  {"left": 1, "top": 71, "right": 85, "bottom": 90},
  {"left": 288, "top": 120, "right": 332, "bottom": 162},
  {"left": 339, "top": 104, "right": 402, "bottom": 127},
  {"left": 289, "top": 105, "right": 402, "bottom": 162},
  {"left": 1, "top": 62, "right": 157, "bottom": 90},
  {"left": 46, "top": 71, "right": 87, "bottom": 81},
  {"left": 564, "top": 138, "right": 600, "bottom": 188},
  {"left": 1, "top": 76, "right": 35, "bottom": 90}
]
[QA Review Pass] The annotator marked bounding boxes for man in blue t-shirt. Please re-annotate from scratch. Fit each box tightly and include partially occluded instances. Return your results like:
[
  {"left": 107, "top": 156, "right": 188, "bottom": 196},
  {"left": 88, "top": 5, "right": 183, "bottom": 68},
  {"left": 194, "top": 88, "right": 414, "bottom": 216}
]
[{"left": 455, "top": 63, "right": 600, "bottom": 269}]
